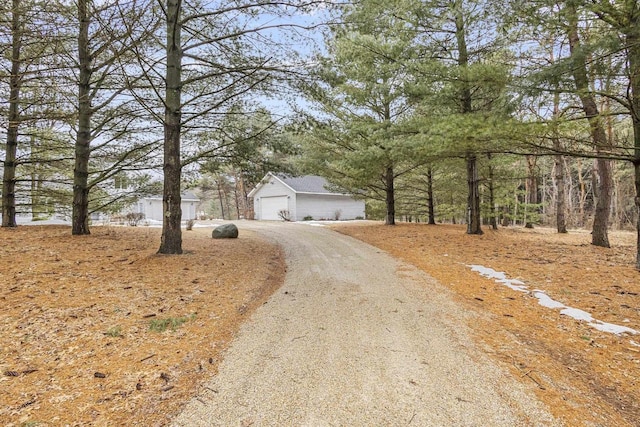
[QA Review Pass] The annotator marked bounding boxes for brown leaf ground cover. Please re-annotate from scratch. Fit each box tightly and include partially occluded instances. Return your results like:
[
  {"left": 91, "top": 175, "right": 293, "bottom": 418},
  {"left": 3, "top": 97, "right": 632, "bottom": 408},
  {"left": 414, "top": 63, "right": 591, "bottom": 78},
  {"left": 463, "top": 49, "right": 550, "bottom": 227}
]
[
  {"left": 333, "top": 223, "right": 639, "bottom": 427},
  {"left": 0, "top": 225, "right": 285, "bottom": 427},
  {"left": 1, "top": 222, "right": 639, "bottom": 426}
]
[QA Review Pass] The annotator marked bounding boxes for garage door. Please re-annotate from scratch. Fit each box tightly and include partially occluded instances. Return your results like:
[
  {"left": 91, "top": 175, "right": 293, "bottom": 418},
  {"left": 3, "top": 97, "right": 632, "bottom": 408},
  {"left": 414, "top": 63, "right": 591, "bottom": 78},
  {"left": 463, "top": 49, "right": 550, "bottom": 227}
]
[{"left": 260, "top": 196, "right": 289, "bottom": 220}]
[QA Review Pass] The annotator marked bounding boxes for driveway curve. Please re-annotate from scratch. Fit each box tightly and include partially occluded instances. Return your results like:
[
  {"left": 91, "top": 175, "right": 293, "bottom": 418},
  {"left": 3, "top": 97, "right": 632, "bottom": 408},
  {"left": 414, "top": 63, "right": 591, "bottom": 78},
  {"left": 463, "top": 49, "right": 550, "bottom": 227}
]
[{"left": 172, "top": 222, "right": 559, "bottom": 426}]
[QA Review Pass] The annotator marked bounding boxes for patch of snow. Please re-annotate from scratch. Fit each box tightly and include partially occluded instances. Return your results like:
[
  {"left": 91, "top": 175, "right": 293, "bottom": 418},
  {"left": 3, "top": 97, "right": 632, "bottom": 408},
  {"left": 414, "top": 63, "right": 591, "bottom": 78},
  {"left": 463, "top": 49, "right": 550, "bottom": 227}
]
[
  {"left": 193, "top": 222, "right": 223, "bottom": 228},
  {"left": 630, "top": 341, "right": 640, "bottom": 347},
  {"left": 589, "top": 321, "right": 638, "bottom": 335},
  {"left": 468, "top": 264, "right": 639, "bottom": 338},
  {"left": 468, "top": 265, "right": 529, "bottom": 292},
  {"left": 560, "top": 307, "right": 594, "bottom": 322},
  {"left": 533, "top": 291, "right": 566, "bottom": 309},
  {"left": 469, "top": 265, "right": 504, "bottom": 280},
  {"left": 17, "top": 218, "right": 71, "bottom": 226},
  {"left": 496, "top": 279, "right": 529, "bottom": 293}
]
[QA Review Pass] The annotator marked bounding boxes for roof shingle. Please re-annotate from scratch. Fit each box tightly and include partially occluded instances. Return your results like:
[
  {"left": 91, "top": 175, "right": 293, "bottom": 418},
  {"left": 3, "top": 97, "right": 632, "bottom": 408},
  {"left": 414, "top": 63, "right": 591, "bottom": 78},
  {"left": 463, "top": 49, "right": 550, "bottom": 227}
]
[{"left": 276, "top": 174, "right": 339, "bottom": 194}]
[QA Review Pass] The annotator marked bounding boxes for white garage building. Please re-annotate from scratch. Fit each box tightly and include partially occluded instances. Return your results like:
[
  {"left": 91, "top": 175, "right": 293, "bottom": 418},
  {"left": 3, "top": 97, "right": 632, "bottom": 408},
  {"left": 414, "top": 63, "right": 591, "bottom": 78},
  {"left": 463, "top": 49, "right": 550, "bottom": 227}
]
[
  {"left": 135, "top": 192, "right": 199, "bottom": 222},
  {"left": 248, "top": 173, "right": 365, "bottom": 221}
]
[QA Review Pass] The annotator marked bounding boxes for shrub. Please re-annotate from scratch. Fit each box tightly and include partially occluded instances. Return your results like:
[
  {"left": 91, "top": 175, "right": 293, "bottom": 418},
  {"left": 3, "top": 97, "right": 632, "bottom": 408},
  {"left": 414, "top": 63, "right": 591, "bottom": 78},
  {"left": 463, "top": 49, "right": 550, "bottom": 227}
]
[
  {"left": 303, "top": 215, "right": 314, "bottom": 221},
  {"left": 186, "top": 219, "right": 195, "bottom": 230},
  {"left": 126, "top": 212, "right": 145, "bottom": 226},
  {"left": 278, "top": 209, "right": 291, "bottom": 221}
]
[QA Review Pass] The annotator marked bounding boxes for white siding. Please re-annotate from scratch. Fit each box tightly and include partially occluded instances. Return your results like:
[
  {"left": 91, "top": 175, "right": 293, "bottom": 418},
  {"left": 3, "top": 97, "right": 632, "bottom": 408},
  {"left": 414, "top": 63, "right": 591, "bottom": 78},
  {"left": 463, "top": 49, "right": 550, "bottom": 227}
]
[
  {"left": 138, "top": 198, "right": 198, "bottom": 221},
  {"left": 145, "top": 199, "right": 164, "bottom": 221},
  {"left": 182, "top": 201, "right": 197, "bottom": 220},
  {"left": 252, "top": 177, "right": 296, "bottom": 220},
  {"left": 295, "top": 194, "right": 365, "bottom": 221}
]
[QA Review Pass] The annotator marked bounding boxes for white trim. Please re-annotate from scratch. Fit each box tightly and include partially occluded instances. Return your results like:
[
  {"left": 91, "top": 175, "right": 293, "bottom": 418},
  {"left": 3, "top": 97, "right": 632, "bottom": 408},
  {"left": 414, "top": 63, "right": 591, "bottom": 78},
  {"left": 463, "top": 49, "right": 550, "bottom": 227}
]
[
  {"left": 248, "top": 172, "right": 352, "bottom": 197},
  {"left": 294, "top": 190, "right": 352, "bottom": 196},
  {"left": 248, "top": 172, "right": 289, "bottom": 197}
]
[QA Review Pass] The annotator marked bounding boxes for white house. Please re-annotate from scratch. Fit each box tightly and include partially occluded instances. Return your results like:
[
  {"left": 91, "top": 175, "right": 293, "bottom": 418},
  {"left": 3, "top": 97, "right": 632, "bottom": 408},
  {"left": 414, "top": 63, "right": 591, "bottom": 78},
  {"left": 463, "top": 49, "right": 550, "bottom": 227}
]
[
  {"left": 248, "top": 173, "right": 365, "bottom": 221},
  {"left": 134, "top": 192, "right": 200, "bottom": 222}
]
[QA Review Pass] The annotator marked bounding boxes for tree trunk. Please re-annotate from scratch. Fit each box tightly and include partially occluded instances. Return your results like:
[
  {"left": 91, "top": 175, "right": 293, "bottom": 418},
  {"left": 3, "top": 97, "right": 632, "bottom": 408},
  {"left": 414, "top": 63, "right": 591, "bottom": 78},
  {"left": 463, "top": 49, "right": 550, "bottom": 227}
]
[
  {"left": 2, "top": 0, "right": 22, "bottom": 228},
  {"left": 158, "top": 0, "right": 183, "bottom": 254},
  {"left": 565, "top": 157, "right": 573, "bottom": 219},
  {"left": 466, "top": 154, "right": 482, "bottom": 234},
  {"left": 217, "top": 179, "right": 226, "bottom": 219},
  {"left": 551, "top": 90, "right": 568, "bottom": 233},
  {"left": 501, "top": 205, "right": 509, "bottom": 227},
  {"left": 635, "top": 162, "right": 640, "bottom": 270},
  {"left": 611, "top": 174, "right": 619, "bottom": 229},
  {"left": 72, "top": 0, "right": 92, "bottom": 235},
  {"left": 576, "top": 158, "right": 586, "bottom": 226},
  {"left": 223, "top": 183, "right": 231, "bottom": 219},
  {"left": 624, "top": 17, "right": 640, "bottom": 269},
  {"left": 514, "top": 190, "right": 519, "bottom": 225},
  {"left": 450, "top": 193, "right": 456, "bottom": 224},
  {"left": 592, "top": 158, "right": 612, "bottom": 246},
  {"left": 29, "top": 134, "right": 41, "bottom": 219},
  {"left": 384, "top": 166, "right": 395, "bottom": 225},
  {"left": 234, "top": 172, "right": 241, "bottom": 220},
  {"left": 554, "top": 152, "right": 568, "bottom": 233},
  {"left": 234, "top": 185, "right": 241, "bottom": 220},
  {"left": 525, "top": 155, "right": 538, "bottom": 228},
  {"left": 628, "top": 58, "right": 640, "bottom": 268},
  {"left": 454, "top": 3, "right": 482, "bottom": 235},
  {"left": 487, "top": 153, "right": 497, "bottom": 230},
  {"left": 239, "top": 173, "right": 253, "bottom": 219},
  {"left": 426, "top": 166, "right": 436, "bottom": 225},
  {"left": 31, "top": 171, "right": 45, "bottom": 220},
  {"left": 567, "top": 0, "right": 611, "bottom": 247}
]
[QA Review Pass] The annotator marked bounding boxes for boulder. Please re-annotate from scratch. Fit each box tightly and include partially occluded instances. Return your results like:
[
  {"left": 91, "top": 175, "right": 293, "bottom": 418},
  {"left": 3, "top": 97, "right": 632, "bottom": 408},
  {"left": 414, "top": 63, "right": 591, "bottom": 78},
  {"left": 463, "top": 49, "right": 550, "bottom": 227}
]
[{"left": 212, "top": 223, "right": 239, "bottom": 239}]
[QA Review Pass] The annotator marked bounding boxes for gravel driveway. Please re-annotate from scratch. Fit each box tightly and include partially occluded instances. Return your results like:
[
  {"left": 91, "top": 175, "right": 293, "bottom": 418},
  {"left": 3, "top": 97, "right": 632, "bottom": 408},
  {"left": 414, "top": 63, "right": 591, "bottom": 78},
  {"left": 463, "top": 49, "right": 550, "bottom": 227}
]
[{"left": 172, "top": 222, "right": 559, "bottom": 426}]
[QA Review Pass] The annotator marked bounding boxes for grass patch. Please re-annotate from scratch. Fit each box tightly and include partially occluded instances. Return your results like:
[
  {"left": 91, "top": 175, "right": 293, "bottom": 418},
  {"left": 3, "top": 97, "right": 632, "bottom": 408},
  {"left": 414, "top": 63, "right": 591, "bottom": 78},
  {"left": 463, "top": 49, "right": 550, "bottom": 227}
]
[
  {"left": 149, "top": 314, "right": 196, "bottom": 333},
  {"left": 104, "top": 326, "right": 123, "bottom": 338}
]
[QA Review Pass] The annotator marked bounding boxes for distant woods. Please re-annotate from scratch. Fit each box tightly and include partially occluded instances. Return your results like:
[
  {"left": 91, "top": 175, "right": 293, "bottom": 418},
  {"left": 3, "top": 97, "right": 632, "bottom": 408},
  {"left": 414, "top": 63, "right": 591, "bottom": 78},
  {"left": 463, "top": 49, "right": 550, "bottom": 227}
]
[
  {"left": 298, "top": 0, "right": 640, "bottom": 269},
  {"left": 2, "top": 0, "right": 640, "bottom": 268},
  {"left": 0, "top": 0, "right": 311, "bottom": 253}
]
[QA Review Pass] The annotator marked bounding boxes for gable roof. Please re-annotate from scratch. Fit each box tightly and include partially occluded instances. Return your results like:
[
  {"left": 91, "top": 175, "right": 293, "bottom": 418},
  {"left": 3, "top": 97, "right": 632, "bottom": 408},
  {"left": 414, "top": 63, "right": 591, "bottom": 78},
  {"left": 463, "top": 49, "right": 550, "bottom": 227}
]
[
  {"left": 248, "top": 172, "right": 349, "bottom": 197},
  {"left": 278, "top": 174, "right": 336, "bottom": 194}
]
